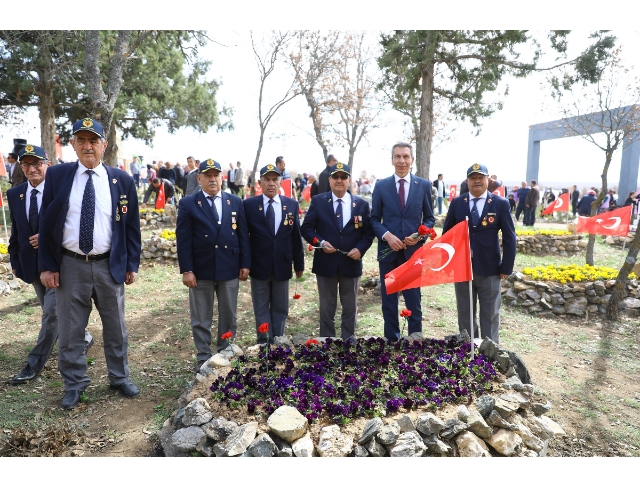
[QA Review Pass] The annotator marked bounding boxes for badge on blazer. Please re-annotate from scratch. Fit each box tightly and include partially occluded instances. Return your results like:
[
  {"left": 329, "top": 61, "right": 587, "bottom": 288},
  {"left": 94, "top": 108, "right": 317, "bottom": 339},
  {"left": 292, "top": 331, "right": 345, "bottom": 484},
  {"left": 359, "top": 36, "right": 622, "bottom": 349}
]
[
  {"left": 283, "top": 205, "right": 287, "bottom": 211},
  {"left": 488, "top": 216, "right": 494, "bottom": 223},
  {"left": 122, "top": 205, "right": 128, "bottom": 214},
  {"left": 353, "top": 216, "right": 359, "bottom": 228},
  {"left": 352, "top": 202, "right": 356, "bottom": 208},
  {"left": 112, "top": 178, "right": 117, "bottom": 184},
  {"left": 482, "top": 220, "right": 488, "bottom": 226},
  {"left": 231, "top": 212, "right": 237, "bottom": 229},
  {"left": 283, "top": 219, "right": 288, "bottom": 226},
  {"left": 226, "top": 199, "right": 230, "bottom": 205},
  {"left": 232, "top": 223, "right": 237, "bottom": 229},
  {"left": 258, "top": 206, "right": 263, "bottom": 211},
  {"left": 20, "top": 194, "right": 24, "bottom": 200},
  {"left": 116, "top": 212, "right": 121, "bottom": 221}
]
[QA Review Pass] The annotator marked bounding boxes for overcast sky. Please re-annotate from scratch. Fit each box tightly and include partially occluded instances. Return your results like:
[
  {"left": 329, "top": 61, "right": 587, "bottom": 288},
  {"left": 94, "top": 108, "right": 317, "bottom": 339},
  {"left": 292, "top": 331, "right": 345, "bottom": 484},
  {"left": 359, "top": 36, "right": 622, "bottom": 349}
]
[{"left": 3, "top": 17, "right": 640, "bottom": 191}]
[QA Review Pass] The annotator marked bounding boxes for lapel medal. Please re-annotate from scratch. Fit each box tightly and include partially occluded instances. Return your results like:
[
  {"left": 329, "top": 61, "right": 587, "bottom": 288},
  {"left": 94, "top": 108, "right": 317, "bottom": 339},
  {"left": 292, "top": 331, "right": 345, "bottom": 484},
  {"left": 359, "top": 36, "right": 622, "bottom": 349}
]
[
  {"left": 112, "top": 178, "right": 117, "bottom": 184},
  {"left": 482, "top": 219, "right": 487, "bottom": 226},
  {"left": 354, "top": 216, "right": 359, "bottom": 228},
  {"left": 116, "top": 212, "right": 121, "bottom": 221},
  {"left": 20, "top": 194, "right": 24, "bottom": 200},
  {"left": 232, "top": 212, "right": 237, "bottom": 230}
]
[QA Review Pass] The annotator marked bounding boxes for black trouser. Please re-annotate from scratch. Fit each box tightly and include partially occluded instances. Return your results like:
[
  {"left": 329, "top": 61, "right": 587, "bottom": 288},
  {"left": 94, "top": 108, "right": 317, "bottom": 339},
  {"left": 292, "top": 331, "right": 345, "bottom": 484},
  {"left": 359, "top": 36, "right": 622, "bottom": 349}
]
[{"left": 515, "top": 203, "right": 526, "bottom": 221}]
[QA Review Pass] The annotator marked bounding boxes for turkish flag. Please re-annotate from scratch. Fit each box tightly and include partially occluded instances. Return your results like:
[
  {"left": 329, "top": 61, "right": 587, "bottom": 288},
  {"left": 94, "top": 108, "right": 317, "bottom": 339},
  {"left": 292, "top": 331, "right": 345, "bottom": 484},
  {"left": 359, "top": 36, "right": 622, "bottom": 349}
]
[
  {"left": 155, "top": 182, "right": 166, "bottom": 209},
  {"left": 385, "top": 220, "right": 472, "bottom": 294},
  {"left": 302, "top": 185, "right": 311, "bottom": 202},
  {"left": 492, "top": 186, "right": 505, "bottom": 197},
  {"left": 541, "top": 192, "right": 569, "bottom": 215},
  {"left": 449, "top": 185, "right": 457, "bottom": 202},
  {"left": 280, "top": 179, "right": 292, "bottom": 198},
  {"left": 577, "top": 205, "right": 632, "bottom": 236},
  {"left": 0, "top": 191, "right": 4, "bottom": 207}
]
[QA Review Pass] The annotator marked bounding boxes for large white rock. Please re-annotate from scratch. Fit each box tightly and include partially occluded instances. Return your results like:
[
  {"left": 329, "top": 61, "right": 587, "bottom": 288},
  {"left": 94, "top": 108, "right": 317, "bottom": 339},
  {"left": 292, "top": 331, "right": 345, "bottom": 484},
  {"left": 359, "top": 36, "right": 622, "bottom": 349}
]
[
  {"left": 267, "top": 405, "right": 308, "bottom": 442},
  {"left": 317, "top": 425, "right": 354, "bottom": 457},
  {"left": 216, "top": 421, "right": 258, "bottom": 457},
  {"left": 292, "top": 431, "right": 316, "bottom": 457},
  {"left": 456, "top": 431, "right": 491, "bottom": 457},
  {"left": 207, "top": 354, "right": 231, "bottom": 368},
  {"left": 529, "top": 415, "right": 566, "bottom": 438},
  {"left": 466, "top": 409, "right": 493, "bottom": 439},
  {"left": 515, "top": 424, "right": 544, "bottom": 452},
  {"left": 486, "top": 428, "right": 523, "bottom": 456},
  {"left": 387, "top": 431, "right": 427, "bottom": 457},
  {"left": 416, "top": 412, "right": 446, "bottom": 435}
]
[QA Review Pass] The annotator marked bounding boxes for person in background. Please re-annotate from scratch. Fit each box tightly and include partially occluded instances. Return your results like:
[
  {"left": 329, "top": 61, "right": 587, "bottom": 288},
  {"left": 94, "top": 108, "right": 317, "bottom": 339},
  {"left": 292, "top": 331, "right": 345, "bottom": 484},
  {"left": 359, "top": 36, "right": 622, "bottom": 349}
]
[
  {"left": 139, "top": 164, "right": 148, "bottom": 190},
  {"left": 523, "top": 180, "right": 540, "bottom": 226},
  {"left": 141, "top": 178, "right": 175, "bottom": 208},
  {"left": 159, "top": 161, "right": 176, "bottom": 185},
  {"left": 130, "top": 156, "right": 140, "bottom": 188},
  {"left": 307, "top": 174, "right": 319, "bottom": 197},
  {"left": 433, "top": 173, "right": 445, "bottom": 215},
  {"left": 515, "top": 181, "right": 529, "bottom": 222},
  {"left": 148, "top": 164, "right": 157, "bottom": 182},
  {"left": 487, "top": 174, "right": 502, "bottom": 193},
  {"left": 577, "top": 190, "right": 597, "bottom": 217},
  {"left": 508, "top": 193, "right": 516, "bottom": 213},
  {"left": 317, "top": 154, "right": 337, "bottom": 194},
  {"left": 571, "top": 185, "right": 580, "bottom": 216},
  {"left": 185, "top": 156, "right": 201, "bottom": 196},
  {"left": 8, "top": 152, "right": 27, "bottom": 187},
  {"left": 623, "top": 191, "right": 636, "bottom": 207}
]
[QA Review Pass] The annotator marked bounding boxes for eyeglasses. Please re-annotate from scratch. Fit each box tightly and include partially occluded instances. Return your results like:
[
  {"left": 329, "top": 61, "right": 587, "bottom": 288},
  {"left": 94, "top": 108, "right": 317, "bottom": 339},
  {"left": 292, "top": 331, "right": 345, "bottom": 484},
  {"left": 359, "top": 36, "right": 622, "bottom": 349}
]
[
  {"left": 20, "top": 161, "right": 46, "bottom": 169},
  {"left": 331, "top": 174, "right": 349, "bottom": 180}
]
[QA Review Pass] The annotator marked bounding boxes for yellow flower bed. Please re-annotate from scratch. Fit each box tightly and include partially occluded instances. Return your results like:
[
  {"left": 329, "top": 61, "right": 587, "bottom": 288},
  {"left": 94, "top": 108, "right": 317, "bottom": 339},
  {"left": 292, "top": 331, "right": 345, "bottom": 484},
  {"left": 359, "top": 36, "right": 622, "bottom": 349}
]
[
  {"left": 159, "top": 230, "right": 176, "bottom": 241},
  {"left": 522, "top": 264, "right": 637, "bottom": 284},
  {"left": 0, "top": 243, "right": 7, "bottom": 255},
  {"left": 516, "top": 229, "right": 572, "bottom": 237},
  {"left": 140, "top": 208, "right": 164, "bottom": 215}
]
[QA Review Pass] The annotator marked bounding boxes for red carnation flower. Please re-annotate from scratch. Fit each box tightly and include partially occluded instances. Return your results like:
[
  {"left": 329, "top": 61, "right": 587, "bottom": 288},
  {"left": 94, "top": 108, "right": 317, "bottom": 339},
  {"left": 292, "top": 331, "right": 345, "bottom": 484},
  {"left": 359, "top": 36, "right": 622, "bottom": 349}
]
[
  {"left": 308, "top": 244, "right": 314, "bottom": 251},
  {"left": 293, "top": 294, "right": 301, "bottom": 299},
  {"left": 221, "top": 331, "right": 233, "bottom": 340},
  {"left": 418, "top": 224, "right": 429, "bottom": 236},
  {"left": 400, "top": 309, "right": 412, "bottom": 317},
  {"left": 258, "top": 323, "right": 270, "bottom": 334},
  {"left": 312, "top": 237, "right": 319, "bottom": 245},
  {"left": 305, "top": 339, "right": 319, "bottom": 346}
]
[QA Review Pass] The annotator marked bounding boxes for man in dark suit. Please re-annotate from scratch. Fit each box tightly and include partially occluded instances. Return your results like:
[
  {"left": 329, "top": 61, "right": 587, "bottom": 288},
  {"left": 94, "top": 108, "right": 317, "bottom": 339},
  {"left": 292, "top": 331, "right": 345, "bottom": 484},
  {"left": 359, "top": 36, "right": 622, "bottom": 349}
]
[
  {"left": 317, "top": 154, "right": 337, "bottom": 194},
  {"left": 371, "top": 143, "right": 435, "bottom": 341},
  {"left": 8, "top": 152, "right": 27, "bottom": 187},
  {"left": 7, "top": 144, "right": 93, "bottom": 385},
  {"left": 515, "top": 181, "right": 529, "bottom": 222},
  {"left": 443, "top": 163, "right": 516, "bottom": 343},
  {"left": 185, "top": 156, "right": 201, "bottom": 196},
  {"left": 176, "top": 159, "right": 251, "bottom": 372},
  {"left": 244, "top": 164, "right": 304, "bottom": 344},
  {"left": 39, "top": 118, "right": 141, "bottom": 409},
  {"left": 571, "top": 185, "right": 580, "bottom": 216},
  {"left": 302, "top": 163, "right": 374, "bottom": 339}
]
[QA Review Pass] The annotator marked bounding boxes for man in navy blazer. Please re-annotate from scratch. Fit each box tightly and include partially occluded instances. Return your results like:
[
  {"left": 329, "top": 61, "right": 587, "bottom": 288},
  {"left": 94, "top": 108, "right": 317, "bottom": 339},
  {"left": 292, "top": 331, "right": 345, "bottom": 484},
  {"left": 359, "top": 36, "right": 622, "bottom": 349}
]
[
  {"left": 301, "top": 163, "right": 374, "bottom": 339},
  {"left": 8, "top": 144, "right": 93, "bottom": 385},
  {"left": 177, "top": 159, "right": 251, "bottom": 372},
  {"left": 39, "top": 119, "right": 141, "bottom": 409},
  {"left": 442, "top": 163, "right": 516, "bottom": 343},
  {"left": 371, "top": 142, "right": 435, "bottom": 341},
  {"left": 244, "top": 164, "right": 304, "bottom": 344}
]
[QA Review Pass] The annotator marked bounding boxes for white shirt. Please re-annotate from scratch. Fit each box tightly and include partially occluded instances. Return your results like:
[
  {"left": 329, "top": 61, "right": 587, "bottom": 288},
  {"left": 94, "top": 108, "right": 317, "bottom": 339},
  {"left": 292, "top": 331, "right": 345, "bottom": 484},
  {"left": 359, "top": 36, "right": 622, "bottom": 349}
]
[
  {"left": 63, "top": 162, "right": 113, "bottom": 255},
  {"left": 25, "top": 180, "right": 44, "bottom": 220},
  {"left": 331, "top": 191, "right": 351, "bottom": 229},
  {"left": 468, "top": 190, "right": 489, "bottom": 217},
  {"left": 394, "top": 173, "right": 411, "bottom": 205},
  {"left": 205, "top": 191, "right": 223, "bottom": 224},
  {"left": 262, "top": 194, "right": 282, "bottom": 234},
  {"left": 229, "top": 168, "right": 236, "bottom": 183},
  {"left": 437, "top": 179, "right": 444, "bottom": 197}
]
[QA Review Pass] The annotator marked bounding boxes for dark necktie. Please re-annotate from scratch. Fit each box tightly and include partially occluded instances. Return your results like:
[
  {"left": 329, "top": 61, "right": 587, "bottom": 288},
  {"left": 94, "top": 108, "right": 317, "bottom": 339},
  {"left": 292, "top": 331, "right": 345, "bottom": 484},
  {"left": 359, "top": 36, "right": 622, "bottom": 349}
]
[
  {"left": 79, "top": 170, "right": 95, "bottom": 254},
  {"left": 266, "top": 198, "right": 275, "bottom": 235},
  {"left": 335, "top": 198, "right": 343, "bottom": 229},
  {"left": 29, "top": 188, "right": 39, "bottom": 235},
  {"left": 471, "top": 197, "right": 480, "bottom": 226},
  {"left": 208, "top": 196, "right": 220, "bottom": 224},
  {"left": 398, "top": 179, "right": 405, "bottom": 212}
]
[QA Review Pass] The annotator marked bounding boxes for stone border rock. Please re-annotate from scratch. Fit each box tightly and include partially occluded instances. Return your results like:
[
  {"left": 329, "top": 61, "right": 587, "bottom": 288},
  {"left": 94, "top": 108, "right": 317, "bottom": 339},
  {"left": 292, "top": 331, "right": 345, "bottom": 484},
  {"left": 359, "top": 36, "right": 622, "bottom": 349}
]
[
  {"left": 502, "top": 272, "right": 640, "bottom": 318},
  {"left": 142, "top": 233, "right": 178, "bottom": 261},
  {"left": 157, "top": 336, "right": 564, "bottom": 458},
  {"left": 509, "top": 234, "right": 585, "bottom": 257},
  {"left": 603, "top": 232, "right": 636, "bottom": 248}
]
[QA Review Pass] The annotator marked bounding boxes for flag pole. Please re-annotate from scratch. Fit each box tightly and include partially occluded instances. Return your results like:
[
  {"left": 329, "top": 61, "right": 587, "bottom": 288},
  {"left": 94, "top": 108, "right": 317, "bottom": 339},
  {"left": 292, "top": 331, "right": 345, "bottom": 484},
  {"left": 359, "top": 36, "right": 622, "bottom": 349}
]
[{"left": 466, "top": 216, "right": 475, "bottom": 361}]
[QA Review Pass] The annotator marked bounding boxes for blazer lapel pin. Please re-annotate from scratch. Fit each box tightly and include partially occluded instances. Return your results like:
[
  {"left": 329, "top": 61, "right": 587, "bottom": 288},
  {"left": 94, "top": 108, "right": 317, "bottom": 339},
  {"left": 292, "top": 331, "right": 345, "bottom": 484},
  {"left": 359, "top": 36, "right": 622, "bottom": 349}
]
[{"left": 112, "top": 178, "right": 117, "bottom": 184}]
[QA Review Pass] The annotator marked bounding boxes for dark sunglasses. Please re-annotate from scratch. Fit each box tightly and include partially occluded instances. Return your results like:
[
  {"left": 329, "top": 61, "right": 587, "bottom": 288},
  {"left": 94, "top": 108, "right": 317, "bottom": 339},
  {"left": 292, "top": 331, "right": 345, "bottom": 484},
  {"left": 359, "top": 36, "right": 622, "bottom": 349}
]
[{"left": 331, "top": 174, "right": 349, "bottom": 180}]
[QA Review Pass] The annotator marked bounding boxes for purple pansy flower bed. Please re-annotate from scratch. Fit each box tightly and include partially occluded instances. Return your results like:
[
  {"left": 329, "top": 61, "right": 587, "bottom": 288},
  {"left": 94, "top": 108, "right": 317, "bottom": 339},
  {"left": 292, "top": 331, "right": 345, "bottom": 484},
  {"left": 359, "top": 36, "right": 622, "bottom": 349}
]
[{"left": 209, "top": 337, "right": 498, "bottom": 425}]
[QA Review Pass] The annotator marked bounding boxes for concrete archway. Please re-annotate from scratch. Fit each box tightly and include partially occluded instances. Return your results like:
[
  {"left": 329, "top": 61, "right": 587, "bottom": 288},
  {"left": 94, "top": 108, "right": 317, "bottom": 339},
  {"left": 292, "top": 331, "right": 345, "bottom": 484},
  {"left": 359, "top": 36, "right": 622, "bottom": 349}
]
[{"left": 526, "top": 105, "right": 640, "bottom": 198}]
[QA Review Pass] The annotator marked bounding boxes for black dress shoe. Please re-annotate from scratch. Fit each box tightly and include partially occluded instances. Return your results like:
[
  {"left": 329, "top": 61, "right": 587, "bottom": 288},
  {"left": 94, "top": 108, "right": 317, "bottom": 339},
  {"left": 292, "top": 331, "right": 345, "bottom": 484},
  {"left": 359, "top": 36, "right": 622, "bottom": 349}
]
[
  {"left": 195, "top": 360, "right": 207, "bottom": 373},
  {"left": 10, "top": 364, "right": 39, "bottom": 385},
  {"left": 109, "top": 379, "right": 140, "bottom": 398},
  {"left": 85, "top": 336, "right": 95, "bottom": 353},
  {"left": 61, "top": 390, "right": 82, "bottom": 409}
]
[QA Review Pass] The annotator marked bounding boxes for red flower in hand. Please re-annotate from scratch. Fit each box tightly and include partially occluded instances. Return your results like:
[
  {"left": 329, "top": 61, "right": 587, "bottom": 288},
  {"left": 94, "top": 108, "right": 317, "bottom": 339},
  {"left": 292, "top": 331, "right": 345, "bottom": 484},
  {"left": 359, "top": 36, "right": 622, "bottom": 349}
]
[
  {"left": 312, "top": 237, "right": 319, "bottom": 245},
  {"left": 293, "top": 294, "right": 301, "bottom": 299},
  {"left": 400, "top": 309, "right": 412, "bottom": 318},
  {"left": 305, "top": 339, "right": 319, "bottom": 346},
  {"left": 221, "top": 331, "right": 233, "bottom": 340},
  {"left": 308, "top": 244, "right": 314, "bottom": 251},
  {"left": 258, "top": 323, "right": 270, "bottom": 334},
  {"left": 418, "top": 224, "right": 429, "bottom": 236},
  {"left": 299, "top": 209, "right": 303, "bottom": 215}
]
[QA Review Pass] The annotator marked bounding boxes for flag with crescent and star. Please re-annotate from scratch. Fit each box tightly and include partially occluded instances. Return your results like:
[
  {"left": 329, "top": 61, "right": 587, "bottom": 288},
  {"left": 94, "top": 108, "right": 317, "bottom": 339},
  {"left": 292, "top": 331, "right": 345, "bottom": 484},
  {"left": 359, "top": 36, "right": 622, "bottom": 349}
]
[
  {"left": 384, "top": 220, "right": 472, "bottom": 294},
  {"left": 576, "top": 205, "right": 632, "bottom": 236},
  {"left": 541, "top": 192, "right": 570, "bottom": 216}
]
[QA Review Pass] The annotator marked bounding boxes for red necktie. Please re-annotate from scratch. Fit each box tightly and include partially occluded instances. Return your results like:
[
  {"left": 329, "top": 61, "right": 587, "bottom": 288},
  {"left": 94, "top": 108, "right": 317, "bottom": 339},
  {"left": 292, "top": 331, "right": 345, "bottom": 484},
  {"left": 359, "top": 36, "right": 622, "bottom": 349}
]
[{"left": 398, "top": 179, "right": 405, "bottom": 212}]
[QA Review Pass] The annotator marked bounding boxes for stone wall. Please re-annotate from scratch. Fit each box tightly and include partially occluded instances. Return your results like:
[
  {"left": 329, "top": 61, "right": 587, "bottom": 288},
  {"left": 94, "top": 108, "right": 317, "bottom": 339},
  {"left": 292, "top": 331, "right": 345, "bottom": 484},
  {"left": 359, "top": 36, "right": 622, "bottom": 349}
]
[
  {"left": 502, "top": 272, "right": 640, "bottom": 318},
  {"left": 139, "top": 205, "right": 176, "bottom": 230},
  {"left": 603, "top": 232, "right": 636, "bottom": 248},
  {"left": 0, "top": 252, "right": 23, "bottom": 296},
  {"left": 142, "top": 234, "right": 177, "bottom": 261},
  {"left": 511, "top": 234, "right": 585, "bottom": 256}
]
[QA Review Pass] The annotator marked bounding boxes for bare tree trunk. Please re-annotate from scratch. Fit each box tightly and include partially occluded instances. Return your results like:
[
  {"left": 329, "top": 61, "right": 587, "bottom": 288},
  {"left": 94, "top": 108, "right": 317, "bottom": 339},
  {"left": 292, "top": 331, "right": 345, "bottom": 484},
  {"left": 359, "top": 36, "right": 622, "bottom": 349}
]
[
  {"left": 307, "top": 96, "right": 329, "bottom": 162},
  {"left": 104, "top": 120, "right": 119, "bottom": 167},
  {"left": 38, "top": 69, "right": 57, "bottom": 165},
  {"left": 416, "top": 34, "right": 436, "bottom": 179},
  {"left": 606, "top": 229, "right": 640, "bottom": 320},
  {"left": 84, "top": 30, "right": 132, "bottom": 166},
  {"left": 252, "top": 128, "right": 265, "bottom": 185}
]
